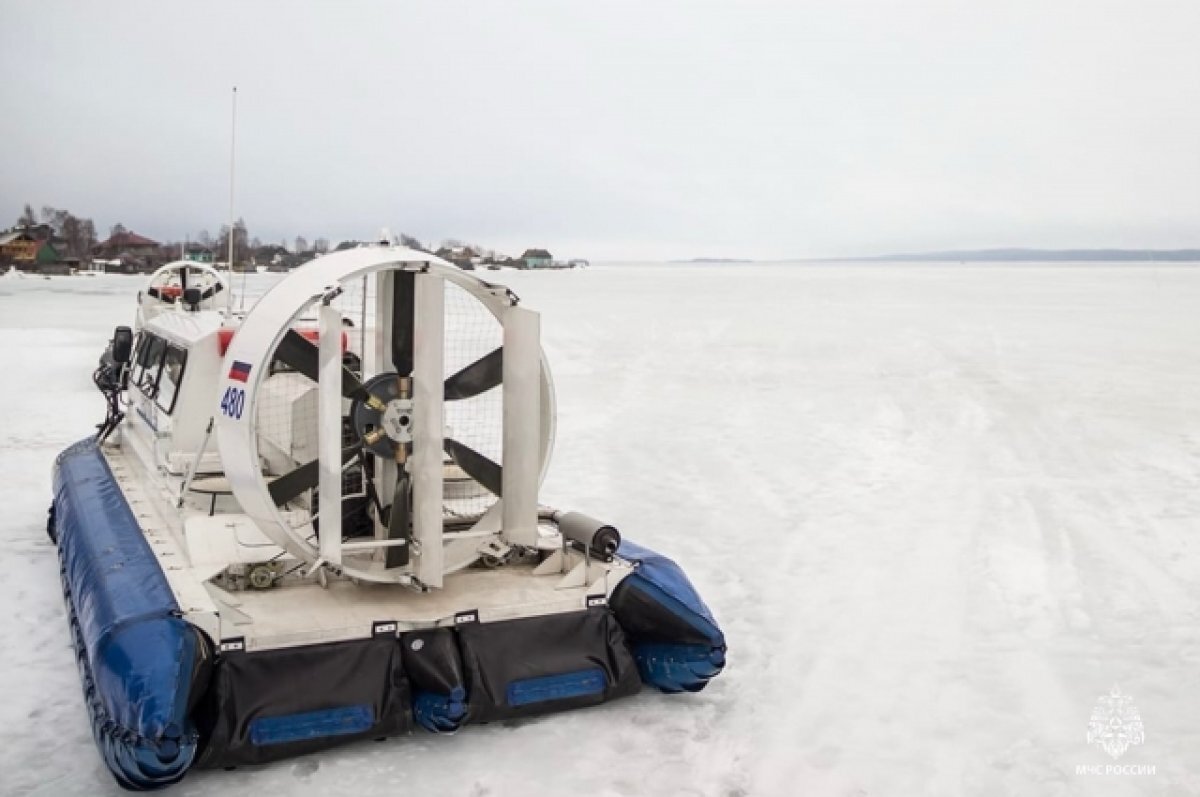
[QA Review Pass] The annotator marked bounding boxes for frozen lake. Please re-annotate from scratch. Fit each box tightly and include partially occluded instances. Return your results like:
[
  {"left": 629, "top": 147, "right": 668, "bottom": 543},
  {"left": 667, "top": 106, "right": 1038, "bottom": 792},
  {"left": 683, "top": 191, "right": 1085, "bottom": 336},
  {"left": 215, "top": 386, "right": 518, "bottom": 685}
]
[{"left": 1, "top": 262, "right": 1197, "bottom": 796}]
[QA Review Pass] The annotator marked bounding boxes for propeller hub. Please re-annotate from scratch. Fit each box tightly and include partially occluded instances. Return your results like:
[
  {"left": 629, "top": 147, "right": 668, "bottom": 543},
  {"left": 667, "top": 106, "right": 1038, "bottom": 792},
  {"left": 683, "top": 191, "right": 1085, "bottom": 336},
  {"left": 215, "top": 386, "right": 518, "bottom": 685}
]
[
  {"left": 381, "top": 399, "right": 414, "bottom": 442},
  {"left": 352, "top": 372, "right": 414, "bottom": 457}
]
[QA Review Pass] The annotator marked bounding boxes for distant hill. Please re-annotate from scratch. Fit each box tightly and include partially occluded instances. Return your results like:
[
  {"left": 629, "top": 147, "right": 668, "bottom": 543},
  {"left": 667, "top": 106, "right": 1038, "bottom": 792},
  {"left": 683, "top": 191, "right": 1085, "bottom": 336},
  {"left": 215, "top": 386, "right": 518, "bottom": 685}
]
[{"left": 848, "top": 248, "right": 1200, "bottom": 262}]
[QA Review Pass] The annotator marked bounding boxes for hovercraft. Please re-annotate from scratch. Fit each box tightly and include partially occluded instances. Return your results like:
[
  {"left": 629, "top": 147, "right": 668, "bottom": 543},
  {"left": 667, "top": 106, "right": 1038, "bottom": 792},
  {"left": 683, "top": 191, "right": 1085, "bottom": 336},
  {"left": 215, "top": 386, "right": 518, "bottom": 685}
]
[{"left": 49, "top": 248, "right": 726, "bottom": 790}]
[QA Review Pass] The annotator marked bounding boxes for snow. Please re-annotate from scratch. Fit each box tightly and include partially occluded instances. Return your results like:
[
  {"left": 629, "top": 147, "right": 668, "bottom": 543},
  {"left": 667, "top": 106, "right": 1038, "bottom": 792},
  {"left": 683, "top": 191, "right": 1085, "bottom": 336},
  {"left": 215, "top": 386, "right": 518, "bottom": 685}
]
[{"left": 2, "top": 263, "right": 1198, "bottom": 796}]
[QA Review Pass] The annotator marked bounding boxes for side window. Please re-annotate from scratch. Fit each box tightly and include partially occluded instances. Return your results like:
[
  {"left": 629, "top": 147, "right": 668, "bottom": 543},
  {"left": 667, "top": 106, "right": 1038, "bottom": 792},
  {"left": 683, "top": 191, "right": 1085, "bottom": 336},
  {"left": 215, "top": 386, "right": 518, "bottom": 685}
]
[
  {"left": 135, "top": 336, "right": 167, "bottom": 396},
  {"left": 155, "top": 345, "right": 188, "bottom": 414},
  {"left": 129, "top": 334, "right": 152, "bottom": 386}
]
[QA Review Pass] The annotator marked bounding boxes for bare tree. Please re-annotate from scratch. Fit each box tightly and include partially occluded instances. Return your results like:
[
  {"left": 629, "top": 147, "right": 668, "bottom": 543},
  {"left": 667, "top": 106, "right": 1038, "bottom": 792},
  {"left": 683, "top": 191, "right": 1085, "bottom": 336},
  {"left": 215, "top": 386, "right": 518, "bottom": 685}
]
[
  {"left": 17, "top": 204, "right": 36, "bottom": 227},
  {"left": 216, "top": 225, "right": 229, "bottom": 262},
  {"left": 400, "top": 233, "right": 423, "bottom": 251},
  {"left": 197, "top": 229, "right": 213, "bottom": 247},
  {"left": 294, "top": 236, "right": 308, "bottom": 252},
  {"left": 43, "top": 208, "right": 78, "bottom": 243},
  {"left": 235, "top": 219, "right": 249, "bottom": 263},
  {"left": 217, "top": 218, "right": 250, "bottom": 266},
  {"left": 81, "top": 219, "right": 97, "bottom": 255},
  {"left": 110, "top": 222, "right": 128, "bottom": 238},
  {"left": 62, "top": 215, "right": 86, "bottom": 257},
  {"left": 313, "top": 237, "right": 329, "bottom": 254}
]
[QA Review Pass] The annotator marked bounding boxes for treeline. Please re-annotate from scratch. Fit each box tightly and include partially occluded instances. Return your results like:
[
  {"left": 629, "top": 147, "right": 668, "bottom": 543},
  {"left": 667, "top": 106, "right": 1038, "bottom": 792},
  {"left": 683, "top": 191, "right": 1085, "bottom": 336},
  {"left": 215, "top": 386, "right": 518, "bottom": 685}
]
[
  {"left": 8, "top": 202, "right": 338, "bottom": 267},
  {"left": 15, "top": 203, "right": 98, "bottom": 258},
  {"left": 9, "top": 202, "right": 519, "bottom": 269}
]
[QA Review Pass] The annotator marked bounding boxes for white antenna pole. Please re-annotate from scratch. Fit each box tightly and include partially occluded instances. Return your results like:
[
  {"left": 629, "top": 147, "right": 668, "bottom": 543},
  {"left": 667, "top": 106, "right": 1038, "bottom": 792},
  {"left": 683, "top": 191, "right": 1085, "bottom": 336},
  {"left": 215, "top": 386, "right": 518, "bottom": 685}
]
[{"left": 228, "top": 86, "right": 244, "bottom": 313}]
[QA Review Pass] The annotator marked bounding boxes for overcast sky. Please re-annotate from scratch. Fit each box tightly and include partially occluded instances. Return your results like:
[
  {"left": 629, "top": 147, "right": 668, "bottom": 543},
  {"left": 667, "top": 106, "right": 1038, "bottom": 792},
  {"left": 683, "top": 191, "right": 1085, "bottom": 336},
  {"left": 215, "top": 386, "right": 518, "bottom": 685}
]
[{"left": 2, "top": 1, "right": 1198, "bottom": 260}]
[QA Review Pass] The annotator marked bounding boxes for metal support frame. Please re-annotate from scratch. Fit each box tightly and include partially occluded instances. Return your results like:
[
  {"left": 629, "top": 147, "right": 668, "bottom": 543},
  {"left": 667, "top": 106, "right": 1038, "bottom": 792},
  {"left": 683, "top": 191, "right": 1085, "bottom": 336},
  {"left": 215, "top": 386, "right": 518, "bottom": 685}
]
[
  {"left": 176, "top": 416, "right": 215, "bottom": 507},
  {"left": 412, "top": 272, "right": 445, "bottom": 586},
  {"left": 501, "top": 306, "right": 540, "bottom": 547},
  {"left": 372, "top": 270, "right": 397, "bottom": 549},
  {"left": 317, "top": 300, "right": 343, "bottom": 566}
]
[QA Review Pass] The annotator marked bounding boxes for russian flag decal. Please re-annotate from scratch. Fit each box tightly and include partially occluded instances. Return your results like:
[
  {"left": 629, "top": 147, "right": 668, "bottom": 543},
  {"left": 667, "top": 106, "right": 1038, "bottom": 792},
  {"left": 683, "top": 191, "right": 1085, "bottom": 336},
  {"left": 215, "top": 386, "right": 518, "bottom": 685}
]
[{"left": 228, "top": 360, "right": 252, "bottom": 382}]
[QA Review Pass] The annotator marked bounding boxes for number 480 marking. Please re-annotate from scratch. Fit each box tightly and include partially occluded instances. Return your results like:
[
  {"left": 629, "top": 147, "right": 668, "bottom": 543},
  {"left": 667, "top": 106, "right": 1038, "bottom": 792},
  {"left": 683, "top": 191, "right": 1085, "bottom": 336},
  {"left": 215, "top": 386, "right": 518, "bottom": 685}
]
[{"left": 220, "top": 387, "right": 245, "bottom": 419}]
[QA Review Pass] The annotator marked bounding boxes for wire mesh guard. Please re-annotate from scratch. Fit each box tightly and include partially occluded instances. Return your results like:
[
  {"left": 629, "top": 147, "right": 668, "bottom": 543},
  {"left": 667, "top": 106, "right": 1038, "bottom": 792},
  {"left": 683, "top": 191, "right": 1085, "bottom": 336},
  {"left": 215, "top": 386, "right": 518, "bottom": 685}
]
[
  {"left": 252, "top": 273, "right": 505, "bottom": 542},
  {"left": 442, "top": 278, "right": 504, "bottom": 520}
]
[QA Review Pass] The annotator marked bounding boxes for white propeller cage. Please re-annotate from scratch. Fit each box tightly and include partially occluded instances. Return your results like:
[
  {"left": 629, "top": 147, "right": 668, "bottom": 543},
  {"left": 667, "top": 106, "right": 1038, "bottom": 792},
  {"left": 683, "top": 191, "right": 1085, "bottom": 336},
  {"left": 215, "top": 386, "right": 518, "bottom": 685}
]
[
  {"left": 215, "top": 247, "right": 556, "bottom": 586},
  {"left": 137, "top": 260, "right": 230, "bottom": 329}
]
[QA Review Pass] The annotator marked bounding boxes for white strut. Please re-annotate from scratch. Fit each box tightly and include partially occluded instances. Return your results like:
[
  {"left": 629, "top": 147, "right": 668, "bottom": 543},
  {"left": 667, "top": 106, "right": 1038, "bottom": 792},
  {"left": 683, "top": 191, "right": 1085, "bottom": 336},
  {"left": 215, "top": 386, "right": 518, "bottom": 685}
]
[
  {"left": 317, "top": 299, "right": 343, "bottom": 566},
  {"left": 411, "top": 272, "right": 446, "bottom": 587}
]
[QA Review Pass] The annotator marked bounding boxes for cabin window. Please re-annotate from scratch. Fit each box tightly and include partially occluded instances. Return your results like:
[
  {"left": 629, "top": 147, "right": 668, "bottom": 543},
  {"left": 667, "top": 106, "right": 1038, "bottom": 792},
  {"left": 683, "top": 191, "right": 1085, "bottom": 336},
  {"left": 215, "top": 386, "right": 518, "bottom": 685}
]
[
  {"left": 132, "top": 335, "right": 167, "bottom": 395},
  {"left": 155, "top": 344, "right": 188, "bottom": 414},
  {"left": 130, "top": 334, "right": 152, "bottom": 382}
]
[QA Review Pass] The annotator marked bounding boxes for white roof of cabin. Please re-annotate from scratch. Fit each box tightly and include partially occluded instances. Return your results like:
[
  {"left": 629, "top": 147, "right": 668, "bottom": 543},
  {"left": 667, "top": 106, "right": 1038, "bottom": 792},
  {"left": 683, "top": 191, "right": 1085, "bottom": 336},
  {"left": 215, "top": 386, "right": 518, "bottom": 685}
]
[{"left": 143, "top": 309, "right": 227, "bottom": 348}]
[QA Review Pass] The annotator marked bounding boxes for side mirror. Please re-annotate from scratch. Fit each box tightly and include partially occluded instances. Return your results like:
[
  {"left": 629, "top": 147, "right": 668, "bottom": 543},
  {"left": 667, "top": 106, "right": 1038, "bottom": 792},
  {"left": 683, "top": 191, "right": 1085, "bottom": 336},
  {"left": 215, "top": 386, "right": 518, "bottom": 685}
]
[{"left": 111, "top": 326, "right": 133, "bottom": 364}]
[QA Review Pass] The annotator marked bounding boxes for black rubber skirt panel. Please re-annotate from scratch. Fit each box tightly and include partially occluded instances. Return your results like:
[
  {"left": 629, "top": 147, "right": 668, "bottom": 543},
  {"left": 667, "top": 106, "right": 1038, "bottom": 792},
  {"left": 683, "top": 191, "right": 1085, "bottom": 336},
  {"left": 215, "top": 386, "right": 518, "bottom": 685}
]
[
  {"left": 195, "top": 636, "right": 411, "bottom": 768},
  {"left": 457, "top": 608, "right": 641, "bottom": 723}
]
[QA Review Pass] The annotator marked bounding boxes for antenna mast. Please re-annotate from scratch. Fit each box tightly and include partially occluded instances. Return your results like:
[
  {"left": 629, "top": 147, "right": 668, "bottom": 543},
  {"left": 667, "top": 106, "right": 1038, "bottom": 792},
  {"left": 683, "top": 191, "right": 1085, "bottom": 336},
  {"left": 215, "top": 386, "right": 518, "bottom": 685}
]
[{"left": 228, "top": 86, "right": 242, "bottom": 312}]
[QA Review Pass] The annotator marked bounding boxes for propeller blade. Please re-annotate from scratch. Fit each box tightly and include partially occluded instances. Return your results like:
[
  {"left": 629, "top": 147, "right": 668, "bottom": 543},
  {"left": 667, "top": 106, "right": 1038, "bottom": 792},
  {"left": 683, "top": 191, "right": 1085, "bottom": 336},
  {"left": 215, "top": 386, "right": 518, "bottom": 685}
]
[
  {"left": 385, "top": 472, "right": 411, "bottom": 569},
  {"left": 444, "top": 438, "right": 503, "bottom": 497},
  {"left": 392, "top": 271, "right": 415, "bottom": 376},
  {"left": 443, "top": 347, "right": 503, "bottom": 401},
  {"left": 273, "top": 328, "right": 370, "bottom": 402},
  {"left": 268, "top": 444, "right": 360, "bottom": 507}
]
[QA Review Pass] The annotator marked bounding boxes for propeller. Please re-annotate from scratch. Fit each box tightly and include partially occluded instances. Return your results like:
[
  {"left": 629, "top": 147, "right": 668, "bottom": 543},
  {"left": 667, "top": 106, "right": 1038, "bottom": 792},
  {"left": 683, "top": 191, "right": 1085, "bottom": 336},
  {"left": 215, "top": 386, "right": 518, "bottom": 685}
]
[
  {"left": 266, "top": 271, "right": 514, "bottom": 554},
  {"left": 392, "top": 271, "right": 415, "bottom": 376},
  {"left": 378, "top": 273, "right": 417, "bottom": 565},
  {"left": 273, "top": 328, "right": 383, "bottom": 409},
  {"left": 268, "top": 444, "right": 361, "bottom": 506},
  {"left": 267, "top": 346, "right": 508, "bottom": 506},
  {"left": 385, "top": 472, "right": 410, "bottom": 568},
  {"left": 443, "top": 347, "right": 502, "bottom": 401},
  {"left": 444, "top": 438, "right": 503, "bottom": 497}
]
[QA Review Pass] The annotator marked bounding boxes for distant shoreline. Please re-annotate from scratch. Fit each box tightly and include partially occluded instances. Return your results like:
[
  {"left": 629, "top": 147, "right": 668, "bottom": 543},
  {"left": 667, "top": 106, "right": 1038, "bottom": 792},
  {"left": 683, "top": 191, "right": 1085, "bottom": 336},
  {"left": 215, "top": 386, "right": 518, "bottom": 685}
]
[
  {"left": 832, "top": 248, "right": 1200, "bottom": 263},
  {"left": 676, "top": 249, "right": 1200, "bottom": 263},
  {"left": 672, "top": 257, "right": 755, "bottom": 263}
]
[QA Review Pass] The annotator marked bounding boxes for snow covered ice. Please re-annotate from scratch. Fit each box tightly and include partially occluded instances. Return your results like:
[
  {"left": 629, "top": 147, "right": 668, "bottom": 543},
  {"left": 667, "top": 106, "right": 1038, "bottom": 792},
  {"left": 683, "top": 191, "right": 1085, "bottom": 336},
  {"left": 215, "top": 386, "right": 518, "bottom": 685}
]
[{"left": 1, "top": 263, "right": 1198, "bottom": 795}]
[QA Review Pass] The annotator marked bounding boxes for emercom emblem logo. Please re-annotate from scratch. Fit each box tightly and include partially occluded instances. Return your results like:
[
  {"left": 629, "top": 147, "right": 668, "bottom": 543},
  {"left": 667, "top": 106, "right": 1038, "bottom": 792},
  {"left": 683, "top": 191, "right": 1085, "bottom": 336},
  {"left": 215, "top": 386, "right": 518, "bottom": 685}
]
[{"left": 1086, "top": 685, "right": 1145, "bottom": 760}]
